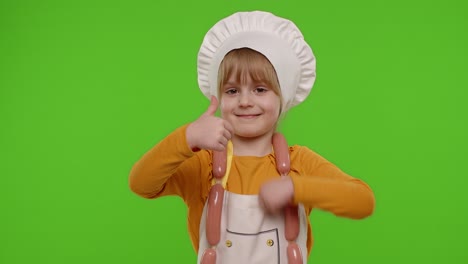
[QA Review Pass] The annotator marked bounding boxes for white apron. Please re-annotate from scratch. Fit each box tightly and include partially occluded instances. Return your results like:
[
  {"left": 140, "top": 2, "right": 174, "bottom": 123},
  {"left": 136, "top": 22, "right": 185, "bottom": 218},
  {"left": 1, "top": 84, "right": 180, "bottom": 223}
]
[{"left": 197, "top": 154, "right": 309, "bottom": 264}]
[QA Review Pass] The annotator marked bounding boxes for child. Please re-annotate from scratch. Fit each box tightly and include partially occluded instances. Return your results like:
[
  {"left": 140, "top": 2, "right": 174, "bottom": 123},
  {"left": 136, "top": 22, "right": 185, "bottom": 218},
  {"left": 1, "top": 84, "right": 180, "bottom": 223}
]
[{"left": 129, "top": 11, "right": 375, "bottom": 264}]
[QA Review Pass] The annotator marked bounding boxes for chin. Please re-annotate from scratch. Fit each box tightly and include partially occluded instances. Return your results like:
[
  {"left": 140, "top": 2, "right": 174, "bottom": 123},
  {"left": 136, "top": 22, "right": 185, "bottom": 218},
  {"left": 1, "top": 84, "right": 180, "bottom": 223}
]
[{"left": 235, "top": 129, "right": 273, "bottom": 139}]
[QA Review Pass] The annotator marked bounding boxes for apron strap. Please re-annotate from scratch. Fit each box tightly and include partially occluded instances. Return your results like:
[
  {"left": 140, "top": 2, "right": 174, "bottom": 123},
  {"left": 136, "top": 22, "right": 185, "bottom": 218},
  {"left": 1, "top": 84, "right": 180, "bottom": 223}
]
[{"left": 211, "top": 141, "right": 233, "bottom": 189}]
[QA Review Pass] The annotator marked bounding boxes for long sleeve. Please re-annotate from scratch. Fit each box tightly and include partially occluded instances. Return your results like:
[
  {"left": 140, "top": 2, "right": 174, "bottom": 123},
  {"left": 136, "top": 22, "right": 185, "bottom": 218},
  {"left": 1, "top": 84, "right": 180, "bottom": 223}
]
[
  {"left": 289, "top": 146, "right": 375, "bottom": 219},
  {"left": 128, "top": 124, "right": 211, "bottom": 203}
]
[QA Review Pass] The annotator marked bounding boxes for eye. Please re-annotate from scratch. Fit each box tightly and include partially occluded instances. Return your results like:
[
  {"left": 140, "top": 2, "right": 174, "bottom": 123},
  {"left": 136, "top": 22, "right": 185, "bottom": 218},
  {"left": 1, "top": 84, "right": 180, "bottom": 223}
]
[
  {"left": 254, "top": 87, "right": 268, "bottom": 94},
  {"left": 225, "top": 88, "right": 238, "bottom": 95}
]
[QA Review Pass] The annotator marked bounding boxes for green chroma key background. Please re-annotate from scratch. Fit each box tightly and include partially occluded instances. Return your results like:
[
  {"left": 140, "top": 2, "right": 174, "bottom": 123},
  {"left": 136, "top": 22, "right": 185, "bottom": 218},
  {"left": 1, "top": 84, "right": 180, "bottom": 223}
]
[{"left": 1, "top": 0, "right": 467, "bottom": 263}]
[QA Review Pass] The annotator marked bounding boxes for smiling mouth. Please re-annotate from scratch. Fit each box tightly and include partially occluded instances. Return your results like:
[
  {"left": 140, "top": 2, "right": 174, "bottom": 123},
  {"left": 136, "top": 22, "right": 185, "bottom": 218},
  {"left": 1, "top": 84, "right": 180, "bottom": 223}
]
[{"left": 236, "top": 114, "right": 261, "bottom": 119}]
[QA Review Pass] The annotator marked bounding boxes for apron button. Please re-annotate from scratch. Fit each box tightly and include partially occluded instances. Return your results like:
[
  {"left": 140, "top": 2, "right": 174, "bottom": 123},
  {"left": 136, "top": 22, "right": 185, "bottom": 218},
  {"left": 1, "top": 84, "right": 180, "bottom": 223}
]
[
  {"left": 267, "top": 239, "right": 274, "bottom": 247},
  {"left": 226, "top": 240, "right": 232, "bottom": 247}
]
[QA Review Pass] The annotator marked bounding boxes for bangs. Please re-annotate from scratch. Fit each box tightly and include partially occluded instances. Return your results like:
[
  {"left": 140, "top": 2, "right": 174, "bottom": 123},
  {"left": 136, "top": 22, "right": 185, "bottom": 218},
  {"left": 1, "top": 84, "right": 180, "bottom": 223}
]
[{"left": 218, "top": 48, "right": 281, "bottom": 94}]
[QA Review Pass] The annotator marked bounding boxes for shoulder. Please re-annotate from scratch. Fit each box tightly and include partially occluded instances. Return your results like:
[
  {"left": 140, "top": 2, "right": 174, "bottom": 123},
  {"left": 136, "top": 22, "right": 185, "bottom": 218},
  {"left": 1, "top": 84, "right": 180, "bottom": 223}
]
[
  {"left": 289, "top": 145, "right": 331, "bottom": 168},
  {"left": 290, "top": 145, "right": 320, "bottom": 159}
]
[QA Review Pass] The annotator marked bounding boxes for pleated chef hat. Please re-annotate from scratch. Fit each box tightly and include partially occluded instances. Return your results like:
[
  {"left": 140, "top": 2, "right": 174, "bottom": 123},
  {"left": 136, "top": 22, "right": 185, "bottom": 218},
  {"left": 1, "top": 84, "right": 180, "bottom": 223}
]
[{"left": 197, "top": 11, "right": 316, "bottom": 112}]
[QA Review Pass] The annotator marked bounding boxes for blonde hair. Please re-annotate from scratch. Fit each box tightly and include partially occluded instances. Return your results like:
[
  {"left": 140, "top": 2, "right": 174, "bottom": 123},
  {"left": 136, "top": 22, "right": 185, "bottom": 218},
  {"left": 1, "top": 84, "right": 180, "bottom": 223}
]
[{"left": 217, "top": 48, "right": 283, "bottom": 109}]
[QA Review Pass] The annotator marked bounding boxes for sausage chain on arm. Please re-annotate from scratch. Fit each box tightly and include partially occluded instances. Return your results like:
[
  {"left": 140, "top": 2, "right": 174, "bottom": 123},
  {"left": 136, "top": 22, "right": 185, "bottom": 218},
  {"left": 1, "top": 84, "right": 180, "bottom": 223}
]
[{"left": 273, "top": 133, "right": 303, "bottom": 264}]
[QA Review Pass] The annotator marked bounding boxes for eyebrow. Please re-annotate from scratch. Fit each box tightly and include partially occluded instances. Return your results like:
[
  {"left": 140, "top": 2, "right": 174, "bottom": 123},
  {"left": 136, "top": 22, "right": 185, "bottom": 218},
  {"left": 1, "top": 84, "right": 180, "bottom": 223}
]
[
  {"left": 223, "top": 82, "right": 239, "bottom": 87},
  {"left": 255, "top": 82, "right": 268, "bottom": 86},
  {"left": 223, "top": 81, "right": 269, "bottom": 87}
]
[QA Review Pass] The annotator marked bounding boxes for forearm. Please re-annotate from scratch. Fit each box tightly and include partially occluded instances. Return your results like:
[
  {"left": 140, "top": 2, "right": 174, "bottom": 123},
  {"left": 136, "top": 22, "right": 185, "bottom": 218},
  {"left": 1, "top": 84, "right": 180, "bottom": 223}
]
[
  {"left": 291, "top": 174, "right": 375, "bottom": 219},
  {"left": 129, "top": 125, "right": 195, "bottom": 198}
]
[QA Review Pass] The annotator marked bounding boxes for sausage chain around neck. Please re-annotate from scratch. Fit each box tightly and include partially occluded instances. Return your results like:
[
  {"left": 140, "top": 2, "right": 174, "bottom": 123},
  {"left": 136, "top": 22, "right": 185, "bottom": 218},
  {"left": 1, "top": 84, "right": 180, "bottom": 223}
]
[{"left": 200, "top": 133, "right": 303, "bottom": 264}]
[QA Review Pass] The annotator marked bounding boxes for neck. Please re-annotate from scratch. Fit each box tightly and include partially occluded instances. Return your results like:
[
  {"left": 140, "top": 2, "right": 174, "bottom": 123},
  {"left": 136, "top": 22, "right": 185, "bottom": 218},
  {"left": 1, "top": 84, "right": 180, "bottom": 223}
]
[{"left": 231, "top": 131, "right": 275, "bottom": 157}]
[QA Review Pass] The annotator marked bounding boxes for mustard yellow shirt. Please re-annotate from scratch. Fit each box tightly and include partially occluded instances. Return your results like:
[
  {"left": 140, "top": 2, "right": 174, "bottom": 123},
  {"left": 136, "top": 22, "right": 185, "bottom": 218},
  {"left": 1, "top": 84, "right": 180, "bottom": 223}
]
[{"left": 129, "top": 125, "right": 375, "bottom": 255}]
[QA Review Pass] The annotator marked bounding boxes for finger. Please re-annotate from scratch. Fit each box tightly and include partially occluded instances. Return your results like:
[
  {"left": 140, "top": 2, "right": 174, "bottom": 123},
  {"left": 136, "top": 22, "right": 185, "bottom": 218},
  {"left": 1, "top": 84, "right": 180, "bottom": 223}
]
[
  {"left": 270, "top": 207, "right": 281, "bottom": 215},
  {"left": 213, "top": 142, "right": 226, "bottom": 152},
  {"left": 203, "top": 95, "right": 219, "bottom": 116},
  {"left": 261, "top": 199, "right": 271, "bottom": 212},
  {"left": 223, "top": 129, "right": 231, "bottom": 141},
  {"left": 218, "top": 136, "right": 228, "bottom": 148}
]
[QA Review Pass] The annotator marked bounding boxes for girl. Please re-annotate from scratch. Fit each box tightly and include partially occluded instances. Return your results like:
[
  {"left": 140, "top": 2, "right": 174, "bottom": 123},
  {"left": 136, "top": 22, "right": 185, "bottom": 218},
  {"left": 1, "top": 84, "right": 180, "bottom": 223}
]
[{"left": 129, "top": 11, "right": 374, "bottom": 264}]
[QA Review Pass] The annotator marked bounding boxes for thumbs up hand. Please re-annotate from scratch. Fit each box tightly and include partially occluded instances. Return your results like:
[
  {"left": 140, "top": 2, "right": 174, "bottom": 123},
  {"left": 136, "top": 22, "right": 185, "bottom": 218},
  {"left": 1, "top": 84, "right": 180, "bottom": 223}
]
[{"left": 186, "top": 96, "right": 233, "bottom": 152}]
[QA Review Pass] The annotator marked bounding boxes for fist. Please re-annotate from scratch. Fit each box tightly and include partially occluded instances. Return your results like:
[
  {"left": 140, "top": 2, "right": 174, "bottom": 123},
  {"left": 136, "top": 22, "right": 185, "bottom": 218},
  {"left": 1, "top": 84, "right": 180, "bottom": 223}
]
[
  {"left": 186, "top": 96, "right": 233, "bottom": 152},
  {"left": 259, "top": 176, "right": 295, "bottom": 214}
]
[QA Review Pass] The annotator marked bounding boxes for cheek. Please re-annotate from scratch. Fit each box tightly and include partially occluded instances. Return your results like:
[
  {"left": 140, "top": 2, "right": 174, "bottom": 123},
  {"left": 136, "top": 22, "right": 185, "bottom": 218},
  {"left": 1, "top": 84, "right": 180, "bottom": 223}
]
[
  {"left": 267, "top": 97, "right": 281, "bottom": 116},
  {"left": 275, "top": 99, "right": 281, "bottom": 114},
  {"left": 219, "top": 98, "right": 229, "bottom": 117}
]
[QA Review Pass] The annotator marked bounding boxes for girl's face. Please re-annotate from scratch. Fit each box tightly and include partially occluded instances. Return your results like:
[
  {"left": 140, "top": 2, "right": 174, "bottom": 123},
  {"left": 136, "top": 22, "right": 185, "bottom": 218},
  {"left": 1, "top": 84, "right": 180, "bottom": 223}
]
[{"left": 220, "top": 73, "right": 281, "bottom": 139}]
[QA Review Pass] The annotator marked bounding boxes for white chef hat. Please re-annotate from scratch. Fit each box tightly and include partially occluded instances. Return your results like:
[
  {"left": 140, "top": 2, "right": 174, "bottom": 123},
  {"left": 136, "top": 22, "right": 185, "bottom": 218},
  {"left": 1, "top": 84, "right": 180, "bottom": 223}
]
[{"left": 197, "top": 11, "right": 316, "bottom": 112}]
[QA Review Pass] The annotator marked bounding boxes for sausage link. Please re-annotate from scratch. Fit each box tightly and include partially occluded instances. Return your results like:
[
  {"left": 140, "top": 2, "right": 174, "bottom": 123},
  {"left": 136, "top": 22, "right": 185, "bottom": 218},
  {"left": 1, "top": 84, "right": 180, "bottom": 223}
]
[
  {"left": 212, "top": 149, "right": 227, "bottom": 179},
  {"left": 272, "top": 133, "right": 290, "bottom": 175},
  {"left": 206, "top": 184, "right": 224, "bottom": 245},
  {"left": 201, "top": 248, "right": 216, "bottom": 264},
  {"left": 284, "top": 205, "right": 300, "bottom": 241},
  {"left": 273, "top": 133, "right": 304, "bottom": 263},
  {"left": 287, "top": 242, "right": 303, "bottom": 264}
]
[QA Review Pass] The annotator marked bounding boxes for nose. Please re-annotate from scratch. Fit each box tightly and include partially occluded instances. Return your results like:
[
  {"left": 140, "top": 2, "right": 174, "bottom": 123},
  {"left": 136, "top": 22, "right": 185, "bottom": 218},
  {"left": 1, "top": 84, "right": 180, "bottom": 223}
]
[{"left": 238, "top": 92, "right": 253, "bottom": 107}]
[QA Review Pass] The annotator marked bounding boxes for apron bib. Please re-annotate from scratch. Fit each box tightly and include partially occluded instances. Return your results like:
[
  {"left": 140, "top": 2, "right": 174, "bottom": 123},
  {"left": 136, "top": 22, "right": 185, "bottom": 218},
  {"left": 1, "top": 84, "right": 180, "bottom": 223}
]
[
  {"left": 197, "top": 191, "right": 308, "bottom": 264},
  {"left": 197, "top": 135, "right": 308, "bottom": 264}
]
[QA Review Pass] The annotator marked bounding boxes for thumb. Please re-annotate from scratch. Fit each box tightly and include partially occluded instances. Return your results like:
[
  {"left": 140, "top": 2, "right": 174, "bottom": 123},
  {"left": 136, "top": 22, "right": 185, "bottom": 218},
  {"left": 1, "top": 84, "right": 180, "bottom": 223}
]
[{"left": 203, "top": 95, "right": 219, "bottom": 116}]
